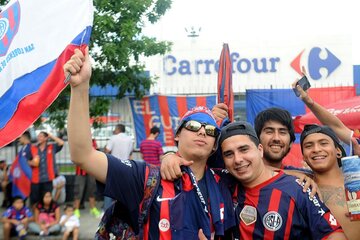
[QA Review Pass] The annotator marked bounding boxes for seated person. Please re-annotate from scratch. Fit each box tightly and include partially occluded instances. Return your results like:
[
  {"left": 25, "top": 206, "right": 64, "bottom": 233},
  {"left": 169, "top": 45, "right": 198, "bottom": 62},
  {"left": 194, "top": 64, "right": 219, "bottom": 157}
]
[
  {"left": 2, "top": 196, "right": 32, "bottom": 240},
  {"left": 28, "top": 191, "right": 61, "bottom": 236}
]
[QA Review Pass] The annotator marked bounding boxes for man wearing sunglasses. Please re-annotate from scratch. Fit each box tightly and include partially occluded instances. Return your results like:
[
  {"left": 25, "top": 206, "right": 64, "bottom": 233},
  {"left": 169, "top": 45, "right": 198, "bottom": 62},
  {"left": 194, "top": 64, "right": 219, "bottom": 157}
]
[
  {"left": 219, "top": 121, "right": 346, "bottom": 239},
  {"left": 64, "top": 48, "right": 234, "bottom": 239}
]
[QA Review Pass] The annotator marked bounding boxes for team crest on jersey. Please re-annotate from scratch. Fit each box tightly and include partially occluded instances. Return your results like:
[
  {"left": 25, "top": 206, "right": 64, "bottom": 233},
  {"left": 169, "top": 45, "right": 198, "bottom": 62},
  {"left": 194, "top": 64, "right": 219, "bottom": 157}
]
[
  {"left": 263, "top": 211, "right": 282, "bottom": 231},
  {"left": 240, "top": 205, "right": 257, "bottom": 225},
  {"left": 0, "top": 1, "right": 21, "bottom": 57},
  {"left": 158, "top": 218, "right": 170, "bottom": 232}
]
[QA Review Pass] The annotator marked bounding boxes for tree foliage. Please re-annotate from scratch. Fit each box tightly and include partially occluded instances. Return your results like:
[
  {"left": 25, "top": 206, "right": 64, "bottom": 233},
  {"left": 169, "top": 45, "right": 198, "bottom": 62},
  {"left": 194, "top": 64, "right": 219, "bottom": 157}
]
[{"left": 0, "top": 0, "right": 172, "bottom": 130}]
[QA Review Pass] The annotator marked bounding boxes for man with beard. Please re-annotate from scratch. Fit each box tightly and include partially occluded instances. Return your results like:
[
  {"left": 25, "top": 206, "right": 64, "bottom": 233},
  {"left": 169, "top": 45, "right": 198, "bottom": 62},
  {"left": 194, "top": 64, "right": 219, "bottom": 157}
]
[{"left": 253, "top": 107, "right": 296, "bottom": 169}]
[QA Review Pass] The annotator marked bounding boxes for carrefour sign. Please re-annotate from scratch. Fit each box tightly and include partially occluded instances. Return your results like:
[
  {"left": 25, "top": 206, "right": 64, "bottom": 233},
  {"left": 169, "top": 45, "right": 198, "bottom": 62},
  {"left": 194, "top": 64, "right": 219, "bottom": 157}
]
[
  {"left": 150, "top": 38, "right": 352, "bottom": 94},
  {"left": 163, "top": 53, "right": 281, "bottom": 76}
]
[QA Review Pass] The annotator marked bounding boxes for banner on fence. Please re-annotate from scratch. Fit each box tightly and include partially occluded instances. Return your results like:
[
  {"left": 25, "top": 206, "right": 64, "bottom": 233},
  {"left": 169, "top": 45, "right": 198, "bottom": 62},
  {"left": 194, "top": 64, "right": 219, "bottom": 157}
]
[{"left": 129, "top": 94, "right": 216, "bottom": 148}]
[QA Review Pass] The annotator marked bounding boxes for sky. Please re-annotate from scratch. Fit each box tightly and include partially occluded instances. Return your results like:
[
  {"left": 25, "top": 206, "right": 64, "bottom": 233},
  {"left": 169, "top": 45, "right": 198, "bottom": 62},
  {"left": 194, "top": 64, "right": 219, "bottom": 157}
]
[{"left": 143, "top": 0, "right": 360, "bottom": 63}]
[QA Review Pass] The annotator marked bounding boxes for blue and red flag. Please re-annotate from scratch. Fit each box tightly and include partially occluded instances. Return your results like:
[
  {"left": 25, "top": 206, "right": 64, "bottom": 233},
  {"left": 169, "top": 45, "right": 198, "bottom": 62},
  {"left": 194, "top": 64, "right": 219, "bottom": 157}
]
[
  {"left": 217, "top": 43, "right": 234, "bottom": 122},
  {"left": 9, "top": 146, "right": 32, "bottom": 199},
  {"left": 0, "top": 0, "right": 94, "bottom": 147},
  {"left": 129, "top": 94, "right": 216, "bottom": 148}
]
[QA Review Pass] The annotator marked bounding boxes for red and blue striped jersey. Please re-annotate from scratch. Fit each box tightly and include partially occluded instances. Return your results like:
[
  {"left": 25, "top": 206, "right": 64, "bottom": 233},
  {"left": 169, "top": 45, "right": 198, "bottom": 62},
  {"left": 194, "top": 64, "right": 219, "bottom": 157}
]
[
  {"left": 140, "top": 139, "right": 164, "bottom": 165},
  {"left": 232, "top": 171, "right": 342, "bottom": 239}
]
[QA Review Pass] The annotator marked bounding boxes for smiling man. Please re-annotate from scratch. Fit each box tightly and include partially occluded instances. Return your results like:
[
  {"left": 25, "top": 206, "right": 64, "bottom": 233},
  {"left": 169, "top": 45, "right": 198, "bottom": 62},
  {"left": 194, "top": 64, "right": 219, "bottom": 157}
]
[
  {"left": 219, "top": 121, "right": 346, "bottom": 239},
  {"left": 301, "top": 124, "right": 360, "bottom": 239}
]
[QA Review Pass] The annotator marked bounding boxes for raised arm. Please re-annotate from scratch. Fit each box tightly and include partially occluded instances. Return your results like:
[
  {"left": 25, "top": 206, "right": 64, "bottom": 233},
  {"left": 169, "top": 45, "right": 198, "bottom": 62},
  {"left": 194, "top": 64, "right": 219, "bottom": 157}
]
[
  {"left": 64, "top": 48, "right": 107, "bottom": 183},
  {"left": 292, "top": 75, "right": 352, "bottom": 144}
]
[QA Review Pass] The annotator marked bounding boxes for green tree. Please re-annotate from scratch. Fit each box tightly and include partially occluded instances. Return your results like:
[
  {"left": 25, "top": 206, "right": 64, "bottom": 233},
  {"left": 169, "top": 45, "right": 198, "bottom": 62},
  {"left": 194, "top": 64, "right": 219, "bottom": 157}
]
[{"left": 0, "top": 0, "right": 172, "bottom": 130}]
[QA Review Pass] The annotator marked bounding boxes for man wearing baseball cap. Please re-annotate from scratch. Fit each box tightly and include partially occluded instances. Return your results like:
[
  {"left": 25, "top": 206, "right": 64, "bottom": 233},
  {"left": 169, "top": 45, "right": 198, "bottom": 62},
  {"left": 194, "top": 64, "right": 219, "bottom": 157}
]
[
  {"left": 301, "top": 124, "right": 359, "bottom": 239},
  {"left": 219, "top": 121, "right": 346, "bottom": 239},
  {"left": 64, "top": 48, "right": 234, "bottom": 239}
]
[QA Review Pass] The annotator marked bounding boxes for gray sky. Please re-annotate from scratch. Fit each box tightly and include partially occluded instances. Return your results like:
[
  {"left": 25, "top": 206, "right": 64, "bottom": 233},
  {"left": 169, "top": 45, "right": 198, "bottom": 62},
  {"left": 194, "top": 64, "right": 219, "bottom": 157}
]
[{"left": 144, "top": 0, "right": 360, "bottom": 63}]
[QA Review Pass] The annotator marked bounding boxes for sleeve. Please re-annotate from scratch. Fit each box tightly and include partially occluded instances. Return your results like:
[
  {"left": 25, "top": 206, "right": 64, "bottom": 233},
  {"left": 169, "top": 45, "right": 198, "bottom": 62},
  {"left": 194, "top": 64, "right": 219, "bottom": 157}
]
[
  {"left": 157, "top": 141, "right": 164, "bottom": 155},
  {"left": 60, "top": 215, "right": 66, "bottom": 224},
  {"left": 53, "top": 143, "right": 63, "bottom": 153},
  {"left": 97, "top": 155, "right": 147, "bottom": 212},
  {"left": 299, "top": 189, "right": 342, "bottom": 239}
]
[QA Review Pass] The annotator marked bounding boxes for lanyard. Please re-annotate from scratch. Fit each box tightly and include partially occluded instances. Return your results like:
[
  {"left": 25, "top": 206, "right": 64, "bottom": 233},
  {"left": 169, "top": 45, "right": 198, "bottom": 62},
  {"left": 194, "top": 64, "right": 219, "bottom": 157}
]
[{"left": 188, "top": 169, "right": 208, "bottom": 213}]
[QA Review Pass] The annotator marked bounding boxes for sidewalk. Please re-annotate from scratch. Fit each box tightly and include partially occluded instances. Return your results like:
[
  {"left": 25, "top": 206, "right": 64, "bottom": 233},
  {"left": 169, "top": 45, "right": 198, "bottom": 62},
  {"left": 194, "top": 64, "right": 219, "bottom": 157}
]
[{"left": 0, "top": 193, "right": 102, "bottom": 240}]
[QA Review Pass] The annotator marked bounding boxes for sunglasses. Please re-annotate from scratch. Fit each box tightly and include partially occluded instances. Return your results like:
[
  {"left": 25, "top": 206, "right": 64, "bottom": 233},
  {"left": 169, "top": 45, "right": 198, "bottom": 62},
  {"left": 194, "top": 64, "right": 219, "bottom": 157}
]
[{"left": 183, "top": 120, "right": 218, "bottom": 137}]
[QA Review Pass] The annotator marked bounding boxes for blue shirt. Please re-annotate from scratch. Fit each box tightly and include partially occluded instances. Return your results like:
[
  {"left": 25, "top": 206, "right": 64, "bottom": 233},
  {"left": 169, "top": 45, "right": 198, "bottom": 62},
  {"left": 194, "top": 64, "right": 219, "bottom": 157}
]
[{"left": 97, "top": 155, "right": 235, "bottom": 239}]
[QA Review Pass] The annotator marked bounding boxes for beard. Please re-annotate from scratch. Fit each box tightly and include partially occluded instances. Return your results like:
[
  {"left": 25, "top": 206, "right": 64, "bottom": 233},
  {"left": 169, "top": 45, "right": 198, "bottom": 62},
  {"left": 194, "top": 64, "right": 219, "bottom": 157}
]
[{"left": 263, "top": 146, "right": 291, "bottom": 164}]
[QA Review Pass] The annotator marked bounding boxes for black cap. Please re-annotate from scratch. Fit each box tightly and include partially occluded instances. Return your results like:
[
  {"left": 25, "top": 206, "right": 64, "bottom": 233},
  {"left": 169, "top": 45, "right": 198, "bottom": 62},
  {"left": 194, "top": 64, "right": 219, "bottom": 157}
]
[
  {"left": 300, "top": 124, "right": 346, "bottom": 166},
  {"left": 219, "top": 121, "right": 259, "bottom": 146}
]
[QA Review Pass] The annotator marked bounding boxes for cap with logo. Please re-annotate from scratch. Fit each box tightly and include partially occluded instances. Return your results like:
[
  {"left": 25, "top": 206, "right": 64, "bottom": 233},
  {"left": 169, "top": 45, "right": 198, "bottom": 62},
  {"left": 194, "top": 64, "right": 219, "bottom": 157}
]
[{"left": 175, "top": 106, "right": 219, "bottom": 136}]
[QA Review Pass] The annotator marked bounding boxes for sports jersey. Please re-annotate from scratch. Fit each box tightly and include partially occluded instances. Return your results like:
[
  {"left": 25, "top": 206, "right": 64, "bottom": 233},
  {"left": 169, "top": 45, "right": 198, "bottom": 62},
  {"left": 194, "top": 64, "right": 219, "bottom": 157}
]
[
  {"left": 97, "top": 154, "right": 235, "bottom": 239},
  {"left": 3, "top": 206, "right": 33, "bottom": 220},
  {"left": 229, "top": 171, "right": 343, "bottom": 239},
  {"left": 140, "top": 139, "right": 164, "bottom": 165}
]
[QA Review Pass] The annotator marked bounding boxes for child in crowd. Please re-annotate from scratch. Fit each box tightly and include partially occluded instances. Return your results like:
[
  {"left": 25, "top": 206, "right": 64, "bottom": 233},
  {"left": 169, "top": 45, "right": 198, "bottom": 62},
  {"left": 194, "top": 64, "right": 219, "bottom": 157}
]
[
  {"left": 28, "top": 191, "right": 61, "bottom": 236},
  {"left": 60, "top": 204, "right": 80, "bottom": 240},
  {"left": 1, "top": 196, "right": 32, "bottom": 240}
]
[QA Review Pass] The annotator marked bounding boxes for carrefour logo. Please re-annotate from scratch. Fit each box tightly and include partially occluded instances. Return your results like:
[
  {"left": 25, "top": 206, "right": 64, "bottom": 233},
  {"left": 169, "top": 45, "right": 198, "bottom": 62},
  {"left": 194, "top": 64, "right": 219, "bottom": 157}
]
[{"left": 290, "top": 47, "right": 341, "bottom": 80}]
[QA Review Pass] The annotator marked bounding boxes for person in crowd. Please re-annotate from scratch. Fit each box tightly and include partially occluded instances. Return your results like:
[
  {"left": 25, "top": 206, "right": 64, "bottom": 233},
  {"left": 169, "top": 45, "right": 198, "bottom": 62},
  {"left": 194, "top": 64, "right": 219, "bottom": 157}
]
[
  {"left": 60, "top": 204, "right": 80, "bottom": 240},
  {"left": 140, "top": 126, "right": 164, "bottom": 165},
  {"left": 30, "top": 132, "right": 64, "bottom": 209},
  {"left": 2, "top": 196, "right": 32, "bottom": 240},
  {"left": 104, "top": 123, "right": 133, "bottom": 160},
  {"left": 0, "top": 159, "right": 10, "bottom": 208},
  {"left": 9, "top": 130, "right": 39, "bottom": 203},
  {"left": 28, "top": 191, "right": 61, "bottom": 236},
  {"left": 64, "top": 47, "right": 235, "bottom": 239},
  {"left": 73, "top": 138, "right": 101, "bottom": 218},
  {"left": 300, "top": 124, "right": 360, "bottom": 239},
  {"left": 73, "top": 165, "right": 101, "bottom": 218},
  {"left": 212, "top": 104, "right": 297, "bottom": 169},
  {"left": 52, "top": 173, "right": 66, "bottom": 205},
  {"left": 218, "top": 121, "right": 346, "bottom": 239},
  {"left": 103, "top": 123, "right": 134, "bottom": 210}
]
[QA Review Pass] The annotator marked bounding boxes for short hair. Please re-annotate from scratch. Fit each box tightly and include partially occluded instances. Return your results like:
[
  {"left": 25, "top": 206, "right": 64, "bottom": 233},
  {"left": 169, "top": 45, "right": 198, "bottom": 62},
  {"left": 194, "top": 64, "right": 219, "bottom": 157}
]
[
  {"left": 254, "top": 107, "right": 296, "bottom": 144},
  {"left": 116, "top": 124, "right": 125, "bottom": 133},
  {"left": 22, "top": 130, "right": 31, "bottom": 140},
  {"left": 64, "top": 203, "right": 74, "bottom": 211},
  {"left": 150, "top": 126, "right": 160, "bottom": 134},
  {"left": 12, "top": 196, "right": 24, "bottom": 204},
  {"left": 39, "top": 131, "right": 49, "bottom": 137}
]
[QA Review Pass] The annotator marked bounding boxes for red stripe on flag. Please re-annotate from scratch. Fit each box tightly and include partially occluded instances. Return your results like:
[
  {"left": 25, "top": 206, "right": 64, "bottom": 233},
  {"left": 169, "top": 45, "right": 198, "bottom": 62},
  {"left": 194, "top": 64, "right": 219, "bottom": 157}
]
[
  {"left": 196, "top": 96, "right": 207, "bottom": 107},
  {"left": 8, "top": 6, "right": 15, "bottom": 30},
  {"left": 158, "top": 96, "right": 174, "bottom": 146},
  {"left": 0, "top": 44, "right": 82, "bottom": 147},
  {"left": 2, "top": 35, "right": 8, "bottom": 46},
  {"left": 176, "top": 97, "right": 188, "bottom": 117}
]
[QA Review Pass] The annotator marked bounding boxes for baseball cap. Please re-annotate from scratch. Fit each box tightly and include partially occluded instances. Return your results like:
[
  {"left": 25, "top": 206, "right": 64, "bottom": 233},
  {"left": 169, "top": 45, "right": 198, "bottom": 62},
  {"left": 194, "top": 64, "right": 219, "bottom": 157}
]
[
  {"left": 300, "top": 124, "right": 346, "bottom": 166},
  {"left": 175, "top": 106, "right": 219, "bottom": 137},
  {"left": 219, "top": 121, "right": 259, "bottom": 146}
]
